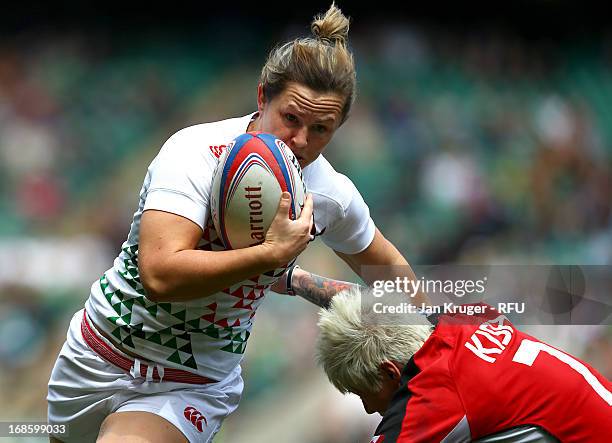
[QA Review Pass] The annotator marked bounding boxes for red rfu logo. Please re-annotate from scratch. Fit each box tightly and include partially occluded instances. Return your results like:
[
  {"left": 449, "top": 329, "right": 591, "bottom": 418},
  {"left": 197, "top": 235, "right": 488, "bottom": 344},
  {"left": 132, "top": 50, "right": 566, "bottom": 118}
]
[
  {"left": 209, "top": 145, "right": 227, "bottom": 158},
  {"left": 184, "top": 406, "right": 207, "bottom": 432}
]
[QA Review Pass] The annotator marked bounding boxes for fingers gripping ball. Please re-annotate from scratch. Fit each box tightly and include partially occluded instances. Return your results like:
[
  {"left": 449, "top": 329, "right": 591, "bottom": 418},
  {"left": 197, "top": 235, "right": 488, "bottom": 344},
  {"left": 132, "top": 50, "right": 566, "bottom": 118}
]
[{"left": 211, "top": 132, "right": 307, "bottom": 249}]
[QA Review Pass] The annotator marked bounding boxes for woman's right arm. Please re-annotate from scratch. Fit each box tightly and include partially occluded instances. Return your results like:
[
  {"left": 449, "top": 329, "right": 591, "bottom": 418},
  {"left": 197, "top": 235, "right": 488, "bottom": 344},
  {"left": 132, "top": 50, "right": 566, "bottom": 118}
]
[{"left": 139, "top": 192, "right": 313, "bottom": 302}]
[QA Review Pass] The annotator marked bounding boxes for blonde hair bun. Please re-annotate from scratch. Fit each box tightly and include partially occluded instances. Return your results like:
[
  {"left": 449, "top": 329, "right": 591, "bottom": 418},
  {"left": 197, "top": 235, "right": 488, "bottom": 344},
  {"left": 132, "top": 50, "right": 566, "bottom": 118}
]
[{"left": 311, "top": 3, "right": 350, "bottom": 46}]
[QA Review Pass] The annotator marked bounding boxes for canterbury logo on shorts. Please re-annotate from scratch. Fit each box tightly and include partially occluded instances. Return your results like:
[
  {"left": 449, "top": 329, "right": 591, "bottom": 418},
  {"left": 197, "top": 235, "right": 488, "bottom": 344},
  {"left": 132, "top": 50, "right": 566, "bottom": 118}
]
[{"left": 184, "top": 406, "right": 208, "bottom": 432}]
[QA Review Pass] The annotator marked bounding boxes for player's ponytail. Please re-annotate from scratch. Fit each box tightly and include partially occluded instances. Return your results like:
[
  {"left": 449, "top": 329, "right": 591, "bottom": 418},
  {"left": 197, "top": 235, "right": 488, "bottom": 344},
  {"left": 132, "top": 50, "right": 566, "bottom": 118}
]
[{"left": 260, "top": 3, "right": 356, "bottom": 124}]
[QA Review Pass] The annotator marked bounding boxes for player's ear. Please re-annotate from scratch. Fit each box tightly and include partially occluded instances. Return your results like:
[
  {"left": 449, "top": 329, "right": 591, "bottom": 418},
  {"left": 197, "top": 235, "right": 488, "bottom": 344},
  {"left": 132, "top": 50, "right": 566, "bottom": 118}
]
[
  {"left": 380, "top": 361, "right": 402, "bottom": 382},
  {"left": 257, "top": 84, "right": 266, "bottom": 112}
]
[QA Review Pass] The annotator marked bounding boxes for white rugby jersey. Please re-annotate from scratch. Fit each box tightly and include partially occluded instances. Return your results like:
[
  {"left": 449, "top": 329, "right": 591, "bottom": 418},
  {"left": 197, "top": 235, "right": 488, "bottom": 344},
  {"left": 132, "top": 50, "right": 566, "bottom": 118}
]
[{"left": 85, "top": 113, "right": 376, "bottom": 381}]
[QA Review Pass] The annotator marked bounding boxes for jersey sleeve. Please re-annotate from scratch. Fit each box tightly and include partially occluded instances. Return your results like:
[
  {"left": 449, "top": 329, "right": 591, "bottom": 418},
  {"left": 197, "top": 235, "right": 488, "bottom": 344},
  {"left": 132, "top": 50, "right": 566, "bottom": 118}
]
[
  {"left": 143, "top": 129, "right": 217, "bottom": 230},
  {"left": 319, "top": 174, "right": 376, "bottom": 254}
]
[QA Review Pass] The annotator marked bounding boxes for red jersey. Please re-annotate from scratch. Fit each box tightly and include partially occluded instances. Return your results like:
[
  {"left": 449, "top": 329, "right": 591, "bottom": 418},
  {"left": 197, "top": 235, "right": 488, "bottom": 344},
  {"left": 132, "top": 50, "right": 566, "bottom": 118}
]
[{"left": 371, "top": 305, "right": 612, "bottom": 442}]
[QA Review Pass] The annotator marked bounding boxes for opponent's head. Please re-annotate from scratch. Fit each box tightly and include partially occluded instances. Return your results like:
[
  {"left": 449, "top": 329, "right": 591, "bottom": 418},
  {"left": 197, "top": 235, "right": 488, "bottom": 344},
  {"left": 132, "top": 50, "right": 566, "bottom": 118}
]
[
  {"left": 316, "top": 288, "right": 432, "bottom": 415},
  {"left": 254, "top": 3, "right": 356, "bottom": 168}
]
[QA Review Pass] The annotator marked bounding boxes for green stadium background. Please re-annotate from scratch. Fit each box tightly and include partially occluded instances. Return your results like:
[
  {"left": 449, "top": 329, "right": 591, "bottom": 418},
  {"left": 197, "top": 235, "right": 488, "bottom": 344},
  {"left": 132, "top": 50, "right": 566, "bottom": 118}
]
[{"left": 0, "top": 2, "right": 610, "bottom": 441}]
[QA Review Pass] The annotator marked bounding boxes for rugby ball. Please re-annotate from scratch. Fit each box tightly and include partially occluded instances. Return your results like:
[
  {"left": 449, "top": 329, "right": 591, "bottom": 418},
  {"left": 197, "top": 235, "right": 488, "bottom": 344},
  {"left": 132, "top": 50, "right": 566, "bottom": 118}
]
[{"left": 211, "top": 132, "right": 306, "bottom": 250}]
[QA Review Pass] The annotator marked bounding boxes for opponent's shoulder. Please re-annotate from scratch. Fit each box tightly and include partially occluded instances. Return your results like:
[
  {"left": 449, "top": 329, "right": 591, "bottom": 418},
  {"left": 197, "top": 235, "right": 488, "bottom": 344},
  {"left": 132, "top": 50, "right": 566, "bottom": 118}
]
[
  {"left": 304, "top": 155, "right": 357, "bottom": 213},
  {"left": 411, "top": 327, "right": 456, "bottom": 370}
]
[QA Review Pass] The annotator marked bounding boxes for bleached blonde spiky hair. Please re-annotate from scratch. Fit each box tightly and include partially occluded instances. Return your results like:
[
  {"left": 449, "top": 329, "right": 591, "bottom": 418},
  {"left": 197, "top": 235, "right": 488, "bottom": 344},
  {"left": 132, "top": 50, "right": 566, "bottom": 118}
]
[{"left": 316, "top": 287, "right": 432, "bottom": 394}]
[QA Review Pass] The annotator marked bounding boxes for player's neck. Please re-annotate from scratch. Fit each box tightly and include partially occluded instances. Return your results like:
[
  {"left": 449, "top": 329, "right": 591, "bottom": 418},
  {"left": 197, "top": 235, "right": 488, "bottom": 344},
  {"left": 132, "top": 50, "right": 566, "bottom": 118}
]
[{"left": 247, "top": 113, "right": 260, "bottom": 132}]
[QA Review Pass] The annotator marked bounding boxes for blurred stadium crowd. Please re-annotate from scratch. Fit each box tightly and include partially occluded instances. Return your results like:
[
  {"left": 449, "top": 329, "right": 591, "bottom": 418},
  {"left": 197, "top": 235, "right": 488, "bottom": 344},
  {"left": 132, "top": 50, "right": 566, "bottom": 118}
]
[{"left": 0, "top": 18, "right": 611, "bottom": 443}]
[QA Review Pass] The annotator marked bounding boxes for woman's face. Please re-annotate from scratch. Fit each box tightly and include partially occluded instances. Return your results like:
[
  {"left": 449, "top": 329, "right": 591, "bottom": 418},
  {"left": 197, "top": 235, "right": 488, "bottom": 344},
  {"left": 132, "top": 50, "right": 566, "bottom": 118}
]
[
  {"left": 254, "top": 82, "right": 345, "bottom": 168},
  {"left": 352, "top": 361, "right": 404, "bottom": 415}
]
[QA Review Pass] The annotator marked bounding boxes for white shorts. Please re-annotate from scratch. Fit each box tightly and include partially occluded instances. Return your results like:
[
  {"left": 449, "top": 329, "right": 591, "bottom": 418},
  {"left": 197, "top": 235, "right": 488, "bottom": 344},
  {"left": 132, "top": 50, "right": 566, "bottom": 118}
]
[{"left": 47, "top": 309, "right": 243, "bottom": 443}]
